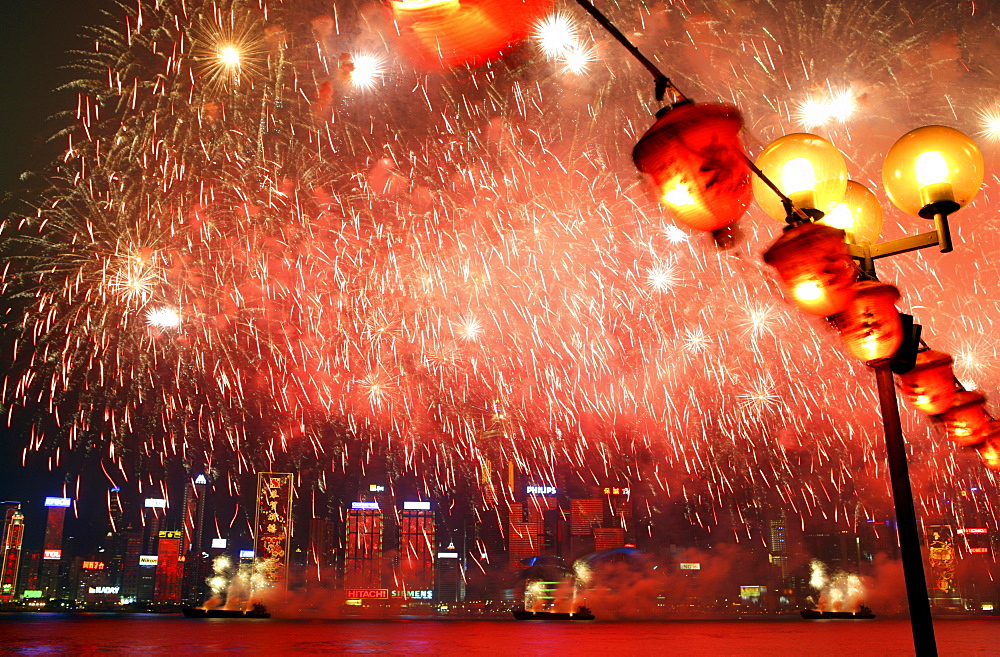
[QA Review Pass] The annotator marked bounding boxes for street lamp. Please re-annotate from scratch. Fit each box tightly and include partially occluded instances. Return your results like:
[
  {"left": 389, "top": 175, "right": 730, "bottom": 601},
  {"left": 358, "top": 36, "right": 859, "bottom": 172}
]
[
  {"left": 564, "top": 3, "right": 991, "bottom": 653},
  {"left": 754, "top": 125, "right": 985, "bottom": 657}
]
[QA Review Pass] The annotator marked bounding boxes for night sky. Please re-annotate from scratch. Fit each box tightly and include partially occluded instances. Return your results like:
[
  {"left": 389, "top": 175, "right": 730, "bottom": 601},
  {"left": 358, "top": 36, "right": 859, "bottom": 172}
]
[
  {"left": 0, "top": 0, "right": 120, "bottom": 543},
  {"left": 0, "top": 0, "right": 997, "bottom": 573}
]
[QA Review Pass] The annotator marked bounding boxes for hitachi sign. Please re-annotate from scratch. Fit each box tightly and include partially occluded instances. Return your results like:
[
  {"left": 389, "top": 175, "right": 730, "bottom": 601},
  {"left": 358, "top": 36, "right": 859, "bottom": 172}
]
[{"left": 346, "top": 589, "right": 388, "bottom": 599}]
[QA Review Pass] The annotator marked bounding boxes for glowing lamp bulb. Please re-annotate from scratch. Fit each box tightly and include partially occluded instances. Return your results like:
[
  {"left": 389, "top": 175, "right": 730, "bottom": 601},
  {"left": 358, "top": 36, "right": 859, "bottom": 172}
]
[
  {"left": 662, "top": 181, "right": 696, "bottom": 207},
  {"left": 793, "top": 281, "right": 823, "bottom": 302},
  {"left": 781, "top": 158, "right": 818, "bottom": 210},
  {"left": 822, "top": 202, "right": 853, "bottom": 231},
  {"left": 914, "top": 150, "right": 954, "bottom": 207}
]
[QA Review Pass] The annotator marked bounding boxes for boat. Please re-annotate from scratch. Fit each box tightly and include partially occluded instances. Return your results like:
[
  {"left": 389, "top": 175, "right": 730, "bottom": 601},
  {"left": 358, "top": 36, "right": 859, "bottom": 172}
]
[
  {"left": 512, "top": 605, "right": 595, "bottom": 621},
  {"left": 182, "top": 602, "right": 271, "bottom": 619},
  {"left": 801, "top": 605, "right": 875, "bottom": 620}
]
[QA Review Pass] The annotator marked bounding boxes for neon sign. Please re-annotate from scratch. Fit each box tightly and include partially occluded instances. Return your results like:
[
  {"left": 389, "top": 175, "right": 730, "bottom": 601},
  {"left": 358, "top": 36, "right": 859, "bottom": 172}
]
[
  {"left": 526, "top": 486, "right": 556, "bottom": 495},
  {"left": 44, "top": 497, "right": 72, "bottom": 507},
  {"left": 346, "top": 589, "right": 389, "bottom": 599},
  {"left": 351, "top": 502, "right": 380, "bottom": 510},
  {"left": 144, "top": 498, "right": 167, "bottom": 508},
  {"left": 43, "top": 549, "right": 62, "bottom": 560},
  {"left": 82, "top": 561, "right": 106, "bottom": 570},
  {"left": 403, "top": 501, "right": 431, "bottom": 510}
]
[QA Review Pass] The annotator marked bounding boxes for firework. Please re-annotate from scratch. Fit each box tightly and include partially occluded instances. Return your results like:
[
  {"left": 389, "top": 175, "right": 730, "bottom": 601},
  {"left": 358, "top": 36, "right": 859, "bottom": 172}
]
[{"left": 0, "top": 0, "right": 997, "bottom": 548}]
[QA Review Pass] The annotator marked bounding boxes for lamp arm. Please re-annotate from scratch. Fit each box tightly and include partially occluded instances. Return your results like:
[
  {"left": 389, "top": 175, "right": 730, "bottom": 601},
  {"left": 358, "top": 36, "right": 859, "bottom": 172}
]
[{"left": 571, "top": 0, "right": 687, "bottom": 103}]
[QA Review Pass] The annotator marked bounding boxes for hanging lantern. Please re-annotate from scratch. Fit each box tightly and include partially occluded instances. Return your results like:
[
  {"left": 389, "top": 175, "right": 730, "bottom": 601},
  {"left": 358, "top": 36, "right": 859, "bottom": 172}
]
[
  {"left": 833, "top": 281, "right": 902, "bottom": 364},
  {"left": 632, "top": 103, "right": 751, "bottom": 233},
  {"left": 975, "top": 428, "right": 1000, "bottom": 471},
  {"left": 936, "top": 390, "right": 992, "bottom": 447},
  {"left": 897, "top": 350, "right": 957, "bottom": 415},
  {"left": 389, "top": 0, "right": 552, "bottom": 71},
  {"left": 762, "top": 222, "right": 859, "bottom": 317}
]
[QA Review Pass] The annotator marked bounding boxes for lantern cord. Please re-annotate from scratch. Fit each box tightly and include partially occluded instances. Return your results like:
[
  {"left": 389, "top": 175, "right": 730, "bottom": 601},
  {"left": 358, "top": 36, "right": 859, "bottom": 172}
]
[
  {"left": 571, "top": 0, "right": 687, "bottom": 104},
  {"left": 740, "top": 153, "right": 812, "bottom": 223}
]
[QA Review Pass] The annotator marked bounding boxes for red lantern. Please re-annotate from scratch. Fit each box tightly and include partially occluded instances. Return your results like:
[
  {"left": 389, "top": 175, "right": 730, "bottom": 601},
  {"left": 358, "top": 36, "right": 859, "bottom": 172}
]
[
  {"left": 937, "top": 391, "right": 992, "bottom": 446},
  {"left": 762, "top": 222, "right": 859, "bottom": 317},
  {"left": 897, "top": 350, "right": 956, "bottom": 415},
  {"left": 389, "top": 0, "right": 552, "bottom": 71},
  {"left": 632, "top": 103, "right": 751, "bottom": 233},
  {"left": 833, "top": 281, "right": 902, "bottom": 364},
  {"left": 975, "top": 427, "right": 1000, "bottom": 470}
]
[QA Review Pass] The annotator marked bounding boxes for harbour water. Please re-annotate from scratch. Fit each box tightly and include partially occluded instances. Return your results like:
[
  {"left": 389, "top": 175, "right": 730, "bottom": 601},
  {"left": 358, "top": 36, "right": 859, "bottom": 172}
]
[{"left": 1, "top": 614, "right": 998, "bottom": 655}]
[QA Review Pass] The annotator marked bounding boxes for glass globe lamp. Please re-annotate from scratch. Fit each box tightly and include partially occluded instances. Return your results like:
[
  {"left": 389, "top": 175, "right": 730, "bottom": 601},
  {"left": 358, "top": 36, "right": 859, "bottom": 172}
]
[
  {"left": 819, "top": 181, "right": 884, "bottom": 245},
  {"left": 882, "top": 125, "right": 984, "bottom": 219},
  {"left": 752, "top": 133, "right": 848, "bottom": 222}
]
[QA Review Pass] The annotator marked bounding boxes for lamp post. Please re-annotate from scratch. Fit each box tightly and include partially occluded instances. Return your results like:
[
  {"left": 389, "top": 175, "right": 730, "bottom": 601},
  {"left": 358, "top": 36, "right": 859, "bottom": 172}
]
[
  {"left": 566, "top": 2, "right": 989, "bottom": 651},
  {"left": 754, "top": 126, "right": 985, "bottom": 657}
]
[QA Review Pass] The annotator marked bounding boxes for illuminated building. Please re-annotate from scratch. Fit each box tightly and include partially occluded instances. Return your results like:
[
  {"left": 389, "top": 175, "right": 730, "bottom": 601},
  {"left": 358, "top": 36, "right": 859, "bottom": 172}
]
[
  {"left": 181, "top": 475, "right": 209, "bottom": 604},
  {"left": 306, "top": 517, "right": 337, "bottom": 583},
  {"left": 859, "top": 519, "right": 900, "bottom": 562},
  {"left": 142, "top": 498, "right": 167, "bottom": 553},
  {"left": 926, "top": 524, "right": 961, "bottom": 609},
  {"left": 805, "top": 529, "right": 861, "bottom": 574},
  {"left": 768, "top": 518, "right": 790, "bottom": 585},
  {"left": 106, "top": 488, "right": 127, "bottom": 591},
  {"left": 153, "top": 530, "right": 184, "bottom": 605},
  {"left": 18, "top": 552, "right": 41, "bottom": 597},
  {"left": 120, "top": 529, "right": 143, "bottom": 602},
  {"left": 345, "top": 501, "right": 384, "bottom": 589},
  {"left": 183, "top": 475, "right": 208, "bottom": 555},
  {"left": 507, "top": 502, "right": 544, "bottom": 571},
  {"left": 435, "top": 540, "right": 465, "bottom": 603},
  {"left": 40, "top": 497, "right": 71, "bottom": 598},
  {"left": 571, "top": 499, "right": 603, "bottom": 537},
  {"left": 593, "top": 528, "right": 625, "bottom": 551},
  {"left": 398, "top": 501, "right": 435, "bottom": 594},
  {"left": 254, "top": 473, "right": 294, "bottom": 589},
  {"left": 1, "top": 504, "right": 25, "bottom": 601}
]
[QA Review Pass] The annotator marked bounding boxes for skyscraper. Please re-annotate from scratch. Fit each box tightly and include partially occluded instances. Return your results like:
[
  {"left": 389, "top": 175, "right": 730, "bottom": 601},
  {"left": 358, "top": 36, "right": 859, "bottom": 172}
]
[
  {"left": 254, "top": 472, "right": 294, "bottom": 590},
  {"left": 0, "top": 504, "right": 25, "bottom": 601},
  {"left": 398, "top": 501, "right": 435, "bottom": 594},
  {"left": 153, "top": 530, "right": 184, "bottom": 605},
  {"left": 40, "top": 496, "right": 72, "bottom": 598},
  {"left": 508, "top": 503, "right": 544, "bottom": 571},
  {"left": 345, "top": 501, "right": 384, "bottom": 589},
  {"left": 181, "top": 475, "right": 209, "bottom": 604}
]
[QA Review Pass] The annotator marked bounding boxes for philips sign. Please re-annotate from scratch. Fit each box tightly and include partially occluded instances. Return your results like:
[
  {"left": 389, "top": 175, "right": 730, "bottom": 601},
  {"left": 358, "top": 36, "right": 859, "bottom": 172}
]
[{"left": 526, "top": 486, "right": 556, "bottom": 495}]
